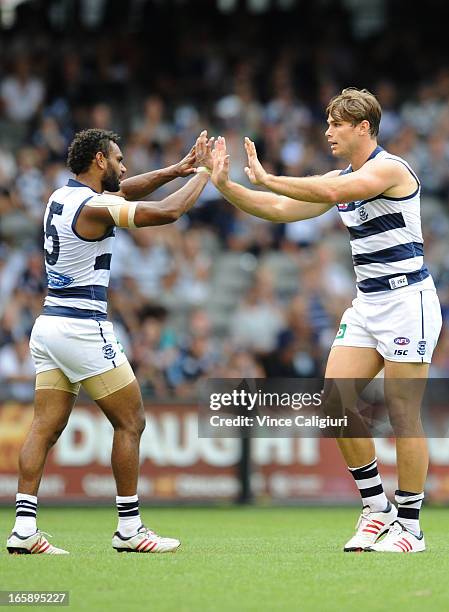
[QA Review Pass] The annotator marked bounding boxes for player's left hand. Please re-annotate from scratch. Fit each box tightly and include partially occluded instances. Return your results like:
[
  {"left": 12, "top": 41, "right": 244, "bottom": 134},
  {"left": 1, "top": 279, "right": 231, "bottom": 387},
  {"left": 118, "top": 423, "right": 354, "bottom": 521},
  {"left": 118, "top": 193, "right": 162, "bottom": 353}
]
[
  {"left": 194, "top": 130, "right": 215, "bottom": 172},
  {"left": 244, "top": 137, "right": 268, "bottom": 186}
]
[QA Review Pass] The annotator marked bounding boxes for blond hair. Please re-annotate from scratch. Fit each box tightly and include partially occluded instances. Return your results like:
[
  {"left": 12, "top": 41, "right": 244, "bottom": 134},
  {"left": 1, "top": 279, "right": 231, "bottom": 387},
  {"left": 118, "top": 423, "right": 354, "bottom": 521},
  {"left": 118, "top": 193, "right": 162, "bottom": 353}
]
[{"left": 326, "top": 88, "right": 381, "bottom": 137}]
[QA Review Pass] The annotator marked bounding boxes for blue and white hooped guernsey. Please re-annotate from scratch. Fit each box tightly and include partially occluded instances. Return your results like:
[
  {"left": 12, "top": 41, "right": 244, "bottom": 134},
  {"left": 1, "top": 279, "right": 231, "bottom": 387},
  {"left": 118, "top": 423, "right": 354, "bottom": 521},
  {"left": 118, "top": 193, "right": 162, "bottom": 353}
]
[
  {"left": 42, "top": 178, "right": 115, "bottom": 320},
  {"left": 337, "top": 146, "right": 432, "bottom": 298}
]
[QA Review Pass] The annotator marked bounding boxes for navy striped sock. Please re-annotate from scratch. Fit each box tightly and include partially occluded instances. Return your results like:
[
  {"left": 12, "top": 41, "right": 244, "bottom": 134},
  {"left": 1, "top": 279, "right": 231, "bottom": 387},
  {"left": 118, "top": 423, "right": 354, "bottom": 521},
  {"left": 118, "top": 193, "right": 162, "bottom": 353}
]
[
  {"left": 14, "top": 493, "right": 38, "bottom": 536},
  {"left": 395, "top": 490, "right": 424, "bottom": 536},
  {"left": 349, "top": 458, "right": 389, "bottom": 512},
  {"left": 116, "top": 495, "right": 141, "bottom": 536}
]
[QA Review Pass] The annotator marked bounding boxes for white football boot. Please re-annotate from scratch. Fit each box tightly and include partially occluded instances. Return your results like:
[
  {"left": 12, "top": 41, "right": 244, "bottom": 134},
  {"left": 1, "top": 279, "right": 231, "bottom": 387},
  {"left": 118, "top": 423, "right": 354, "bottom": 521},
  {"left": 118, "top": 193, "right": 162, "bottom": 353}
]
[
  {"left": 7, "top": 530, "right": 69, "bottom": 555},
  {"left": 112, "top": 525, "right": 180, "bottom": 553},
  {"left": 366, "top": 521, "right": 425, "bottom": 553},
  {"left": 344, "top": 502, "right": 397, "bottom": 552}
]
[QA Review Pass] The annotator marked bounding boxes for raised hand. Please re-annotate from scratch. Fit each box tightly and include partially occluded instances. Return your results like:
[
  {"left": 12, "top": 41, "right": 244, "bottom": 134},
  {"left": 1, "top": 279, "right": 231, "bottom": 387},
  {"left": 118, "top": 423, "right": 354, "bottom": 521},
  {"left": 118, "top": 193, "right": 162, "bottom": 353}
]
[
  {"left": 174, "top": 141, "right": 197, "bottom": 177},
  {"left": 211, "top": 136, "right": 230, "bottom": 190},
  {"left": 244, "top": 137, "right": 268, "bottom": 186},
  {"left": 194, "top": 130, "right": 215, "bottom": 172}
]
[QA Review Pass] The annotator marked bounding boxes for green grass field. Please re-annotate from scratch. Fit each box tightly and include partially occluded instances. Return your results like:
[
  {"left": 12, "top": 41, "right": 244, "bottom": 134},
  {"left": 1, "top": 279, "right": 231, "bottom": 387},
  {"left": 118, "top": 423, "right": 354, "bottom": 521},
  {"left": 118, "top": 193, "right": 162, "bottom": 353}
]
[{"left": 1, "top": 506, "right": 448, "bottom": 611}]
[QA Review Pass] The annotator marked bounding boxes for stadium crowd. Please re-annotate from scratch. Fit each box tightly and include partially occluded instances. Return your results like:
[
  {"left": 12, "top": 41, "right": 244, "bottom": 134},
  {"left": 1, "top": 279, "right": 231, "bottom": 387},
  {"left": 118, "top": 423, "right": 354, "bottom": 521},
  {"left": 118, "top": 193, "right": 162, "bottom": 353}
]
[{"left": 1, "top": 1, "right": 449, "bottom": 400}]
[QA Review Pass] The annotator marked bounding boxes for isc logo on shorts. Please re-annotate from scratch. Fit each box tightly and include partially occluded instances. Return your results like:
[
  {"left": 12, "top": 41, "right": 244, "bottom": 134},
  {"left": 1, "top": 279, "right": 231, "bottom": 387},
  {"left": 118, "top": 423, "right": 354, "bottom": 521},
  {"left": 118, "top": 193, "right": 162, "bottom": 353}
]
[
  {"left": 389, "top": 275, "right": 408, "bottom": 290},
  {"left": 102, "top": 344, "right": 117, "bottom": 360}
]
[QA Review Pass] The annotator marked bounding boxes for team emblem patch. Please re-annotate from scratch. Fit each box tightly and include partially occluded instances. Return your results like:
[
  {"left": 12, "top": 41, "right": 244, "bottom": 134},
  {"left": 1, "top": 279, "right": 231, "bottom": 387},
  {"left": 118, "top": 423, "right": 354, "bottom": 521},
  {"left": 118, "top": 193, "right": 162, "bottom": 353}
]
[
  {"left": 394, "top": 337, "right": 410, "bottom": 345},
  {"left": 358, "top": 206, "right": 368, "bottom": 221},
  {"left": 102, "top": 344, "right": 116, "bottom": 360},
  {"left": 417, "top": 340, "right": 427, "bottom": 356},
  {"left": 336, "top": 323, "right": 347, "bottom": 339}
]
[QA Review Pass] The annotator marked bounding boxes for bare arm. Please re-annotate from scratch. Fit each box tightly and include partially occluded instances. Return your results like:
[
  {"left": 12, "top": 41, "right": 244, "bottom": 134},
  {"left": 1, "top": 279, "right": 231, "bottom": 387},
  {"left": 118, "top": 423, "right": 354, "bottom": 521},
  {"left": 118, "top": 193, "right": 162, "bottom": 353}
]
[
  {"left": 116, "top": 166, "right": 184, "bottom": 200},
  {"left": 112, "top": 145, "right": 197, "bottom": 200},
  {"left": 111, "top": 130, "right": 210, "bottom": 200},
  {"left": 218, "top": 179, "right": 333, "bottom": 222},
  {"left": 134, "top": 173, "right": 209, "bottom": 226},
  {"left": 262, "top": 162, "right": 403, "bottom": 203},
  {"left": 211, "top": 137, "right": 334, "bottom": 222},
  {"left": 76, "top": 130, "right": 213, "bottom": 237},
  {"left": 244, "top": 138, "right": 410, "bottom": 204},
  {"left": 75, "top": 173, "right": 209, "bottom": 238}
]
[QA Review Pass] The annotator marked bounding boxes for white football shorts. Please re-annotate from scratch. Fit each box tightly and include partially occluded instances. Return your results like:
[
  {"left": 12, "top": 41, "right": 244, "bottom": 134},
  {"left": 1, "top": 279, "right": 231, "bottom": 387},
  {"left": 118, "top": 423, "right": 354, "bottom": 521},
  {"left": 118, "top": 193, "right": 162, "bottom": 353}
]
[
  {"left": 332, "top": 288, "right": 442, "bottom": 363},
  {"left": 30, "top": 315, "right": 128, "bottom": 383}
]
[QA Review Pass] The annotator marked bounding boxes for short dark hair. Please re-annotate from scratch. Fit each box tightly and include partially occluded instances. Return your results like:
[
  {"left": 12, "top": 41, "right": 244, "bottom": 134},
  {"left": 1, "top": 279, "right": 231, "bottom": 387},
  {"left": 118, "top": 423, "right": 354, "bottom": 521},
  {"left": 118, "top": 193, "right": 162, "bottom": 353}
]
[
  {"left": 326, "top": 88, "right": 381, "bottom": 137},
  {"left": 67, "top": 128, "right": 120, "bottom": 174}
]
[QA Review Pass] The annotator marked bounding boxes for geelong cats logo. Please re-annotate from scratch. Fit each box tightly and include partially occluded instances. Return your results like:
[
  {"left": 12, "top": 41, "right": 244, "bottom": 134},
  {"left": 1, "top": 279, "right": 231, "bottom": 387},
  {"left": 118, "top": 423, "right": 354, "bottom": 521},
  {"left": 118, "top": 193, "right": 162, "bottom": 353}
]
[
  {"left": 358, "top": 206, "right": 368, "bottom": 221},
  {"left": 102, "top": 344, "right": 117, "bottom": 360}
]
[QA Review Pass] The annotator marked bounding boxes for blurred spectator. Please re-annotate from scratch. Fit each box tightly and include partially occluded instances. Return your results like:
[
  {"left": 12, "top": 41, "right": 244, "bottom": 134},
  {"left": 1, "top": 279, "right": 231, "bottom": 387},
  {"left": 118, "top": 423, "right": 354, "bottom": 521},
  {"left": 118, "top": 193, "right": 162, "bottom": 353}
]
[
  {"left": 132, "top": 306, "right": 178, "bottom": 398},
  {"left": 418, "top": 132, "right": 449, "bottom": 198},
  {"left": 227, "top": 208, "right": 275, "bottom": 255},
  {"left": 377, "top": 80, "right": 403, "bottom": 144},
  {"left": 231, "top": 270, "right": 285, "bottom": 354},
  {"left": 214, "top": 348, "right": 265, "bottom": 378},
  {"left": 0, "top": 55, "right": 45, "bottom": 123},
  {"left": 166, "top": 309, "right": 221, "bottom": 397},
  {"left": 132, "top": 95, "right": 172, "bottom": 148},
  {"left": 14, "top": 147, "right": 46, "bottom": 227},
  {"left": 32, "top": 116, "right": 69, "bottom": 163},
  {"left": 0, "top": 333, "right": 35, "bottom": 402},
  {"left": 0, "top": 147, "right": 17, "bottom": 188}
]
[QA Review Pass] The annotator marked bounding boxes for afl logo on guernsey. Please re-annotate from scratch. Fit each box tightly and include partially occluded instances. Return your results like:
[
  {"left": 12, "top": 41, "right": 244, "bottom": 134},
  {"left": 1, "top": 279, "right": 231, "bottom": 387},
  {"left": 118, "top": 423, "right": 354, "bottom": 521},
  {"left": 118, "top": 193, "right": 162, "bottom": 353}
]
[{"left": 394, "top": 337, "right": 410, "bottom": 345}]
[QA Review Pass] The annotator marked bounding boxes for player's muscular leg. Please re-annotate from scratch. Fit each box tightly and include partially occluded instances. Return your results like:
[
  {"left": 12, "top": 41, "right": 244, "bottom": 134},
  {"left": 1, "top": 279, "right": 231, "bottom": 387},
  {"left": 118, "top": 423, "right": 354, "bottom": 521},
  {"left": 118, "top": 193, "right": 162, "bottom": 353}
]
[
  {"left": 95, "top": 379, "right": 145, "bottom": 496},
  {"left": 18, "top": 389, "right": 76, "bottom": 495},
  {"left": 384, "top": 360, "right": 429, "bottom": 492},
  {"left": 325, "top": 347, "right": 384, "bottom": 467}
]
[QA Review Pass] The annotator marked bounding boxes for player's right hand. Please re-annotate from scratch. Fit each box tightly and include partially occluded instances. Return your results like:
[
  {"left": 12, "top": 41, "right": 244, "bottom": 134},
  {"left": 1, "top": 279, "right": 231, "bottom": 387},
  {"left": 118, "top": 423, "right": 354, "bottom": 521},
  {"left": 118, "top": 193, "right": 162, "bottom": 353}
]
[
  {"left": 211, "top": 136, "right": 230, "bottom": 190},
  {"left": 174, "top": 145, "right": 196, "bottom": 176},
  {"left": 244, "top": 137, "right": 268, "bottom": 186}
]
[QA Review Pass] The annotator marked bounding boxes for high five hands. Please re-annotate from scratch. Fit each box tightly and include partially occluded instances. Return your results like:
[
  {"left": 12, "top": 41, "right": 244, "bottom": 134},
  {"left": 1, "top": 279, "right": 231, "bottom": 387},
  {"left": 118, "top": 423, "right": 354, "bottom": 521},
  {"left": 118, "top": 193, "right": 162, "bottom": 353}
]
[
  {"left": 193, "top": 134, "right": 229, "bottom": 189},
  {"left": 194, "top": 130, "right": 215, "bottom": 172},
  {"left": 193, "top": 134, "right": 268, "bottom": 191}
]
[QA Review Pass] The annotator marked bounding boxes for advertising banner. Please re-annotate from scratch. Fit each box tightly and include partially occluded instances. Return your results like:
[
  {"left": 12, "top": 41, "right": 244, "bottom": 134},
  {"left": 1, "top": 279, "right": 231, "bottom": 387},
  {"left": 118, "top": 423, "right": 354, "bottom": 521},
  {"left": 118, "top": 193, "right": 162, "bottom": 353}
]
[{"left": 1, "top": 402, "right": 449, "bottom": 503}]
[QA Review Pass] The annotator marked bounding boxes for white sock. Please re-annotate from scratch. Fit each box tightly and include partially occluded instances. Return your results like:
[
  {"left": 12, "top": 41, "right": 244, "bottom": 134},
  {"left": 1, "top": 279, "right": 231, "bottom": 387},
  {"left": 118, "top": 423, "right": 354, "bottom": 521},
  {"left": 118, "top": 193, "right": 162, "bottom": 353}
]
[
  {"left": 116, "top": 494, "right": 141, "bottom": 536},
  {"left": 14, "top": 493, "right": 38, "bottom": 536},
  {"left": 348, "top": 458, "right": 389, "bottom": 512},
  {"left": 396, "top": 490, "right": 424, "bottom": 536}
]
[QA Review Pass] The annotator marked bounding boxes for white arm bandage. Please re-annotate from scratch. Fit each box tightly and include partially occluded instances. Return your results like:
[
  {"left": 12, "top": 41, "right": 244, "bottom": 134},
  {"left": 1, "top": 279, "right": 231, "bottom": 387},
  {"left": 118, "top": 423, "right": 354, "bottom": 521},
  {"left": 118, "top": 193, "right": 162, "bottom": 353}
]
[{"left": 86, "top": 194, "right": 137, "bottom": 229}]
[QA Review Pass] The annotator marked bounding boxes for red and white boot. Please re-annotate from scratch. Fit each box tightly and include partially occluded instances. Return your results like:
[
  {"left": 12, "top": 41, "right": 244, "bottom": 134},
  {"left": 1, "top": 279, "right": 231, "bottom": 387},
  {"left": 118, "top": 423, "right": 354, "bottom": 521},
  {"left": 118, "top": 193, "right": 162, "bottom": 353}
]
[{"left": 344, "top": 502, "right": 397, "bottom": 552}]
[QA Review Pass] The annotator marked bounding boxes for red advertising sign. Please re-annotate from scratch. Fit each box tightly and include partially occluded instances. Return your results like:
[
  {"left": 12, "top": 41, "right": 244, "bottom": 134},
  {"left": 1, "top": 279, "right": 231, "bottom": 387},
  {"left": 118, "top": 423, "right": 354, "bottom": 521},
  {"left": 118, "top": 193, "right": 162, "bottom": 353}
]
[{"left": 1, "top": 402, "right": 449, "bottom": 503}]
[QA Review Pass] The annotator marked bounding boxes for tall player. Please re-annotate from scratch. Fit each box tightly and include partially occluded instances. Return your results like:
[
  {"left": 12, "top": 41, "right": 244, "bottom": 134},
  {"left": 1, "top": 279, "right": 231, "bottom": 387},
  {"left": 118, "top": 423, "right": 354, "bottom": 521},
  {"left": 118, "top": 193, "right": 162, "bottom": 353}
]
[
  {"left": 7, "top": 128, "right": 211, "bottom": 554},
  {"left": 208, "top": 89, "right": 442, "bottom": 553}
]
